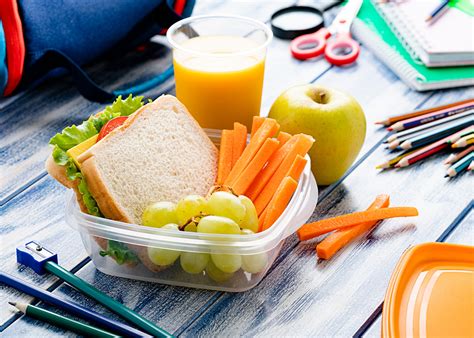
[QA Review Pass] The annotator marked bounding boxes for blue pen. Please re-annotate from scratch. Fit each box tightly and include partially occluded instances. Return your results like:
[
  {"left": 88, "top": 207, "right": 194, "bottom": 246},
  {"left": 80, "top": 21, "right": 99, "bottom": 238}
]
[{"left": 0, "top": 271, "right": 149, "bottom": 337}]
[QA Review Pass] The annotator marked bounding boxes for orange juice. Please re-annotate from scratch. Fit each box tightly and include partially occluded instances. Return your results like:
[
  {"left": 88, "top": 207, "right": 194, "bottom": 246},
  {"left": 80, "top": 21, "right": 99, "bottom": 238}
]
[{"left": 173, "top": 35, "right": 266, "bottom": 130}]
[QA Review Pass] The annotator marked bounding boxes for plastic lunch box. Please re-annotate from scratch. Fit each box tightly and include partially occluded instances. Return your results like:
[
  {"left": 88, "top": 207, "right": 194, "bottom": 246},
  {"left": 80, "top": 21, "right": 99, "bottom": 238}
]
[{"left": 65, "top": 129, "right": 318, "bottom": 292}]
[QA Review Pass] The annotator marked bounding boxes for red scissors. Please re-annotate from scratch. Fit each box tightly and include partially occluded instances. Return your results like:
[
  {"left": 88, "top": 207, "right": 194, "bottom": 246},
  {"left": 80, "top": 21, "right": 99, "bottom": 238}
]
[{"left": 290, "top": 0, "right": 362, "bottom": 66}]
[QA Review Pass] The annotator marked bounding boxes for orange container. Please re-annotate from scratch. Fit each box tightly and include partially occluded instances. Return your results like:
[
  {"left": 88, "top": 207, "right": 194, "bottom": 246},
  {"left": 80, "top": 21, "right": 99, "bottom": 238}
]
[{"left": 382, "top": 243, "right": 474, "bottom": 337}]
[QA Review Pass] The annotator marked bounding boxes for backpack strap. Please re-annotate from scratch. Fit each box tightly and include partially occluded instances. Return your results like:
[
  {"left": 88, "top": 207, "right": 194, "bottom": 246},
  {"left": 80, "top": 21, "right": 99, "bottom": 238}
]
[
  {"left": 17, "top": 0, "right": 194, "bottom": 101},
  {"left": 0, "top": 21, "right": 8, "bottom": 92}
]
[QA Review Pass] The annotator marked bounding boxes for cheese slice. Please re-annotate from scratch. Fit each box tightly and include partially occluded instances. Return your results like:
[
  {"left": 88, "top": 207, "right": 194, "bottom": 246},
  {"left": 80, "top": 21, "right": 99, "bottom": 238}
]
[{"left": 67, "top": 135, "right": 98, "bottom": 168}]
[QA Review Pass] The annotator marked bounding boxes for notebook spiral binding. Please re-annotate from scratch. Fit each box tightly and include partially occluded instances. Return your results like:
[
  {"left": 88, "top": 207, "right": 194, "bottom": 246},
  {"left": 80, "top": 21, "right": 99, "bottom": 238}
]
[{"left": 373, "top": 0, "right": 425, "bottom": 65}]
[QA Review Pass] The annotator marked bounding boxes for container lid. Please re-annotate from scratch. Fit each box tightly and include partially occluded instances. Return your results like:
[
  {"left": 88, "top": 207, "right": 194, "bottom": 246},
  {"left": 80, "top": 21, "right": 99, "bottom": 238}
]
[{"left": 382, "top": 243, "right": 474, "bottom": 338}]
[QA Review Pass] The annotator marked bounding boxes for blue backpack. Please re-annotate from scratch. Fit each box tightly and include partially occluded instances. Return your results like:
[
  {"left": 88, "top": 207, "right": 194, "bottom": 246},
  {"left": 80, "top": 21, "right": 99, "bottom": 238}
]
[{"left": 0, "top": 0, "right": 195, "bottom": 102}]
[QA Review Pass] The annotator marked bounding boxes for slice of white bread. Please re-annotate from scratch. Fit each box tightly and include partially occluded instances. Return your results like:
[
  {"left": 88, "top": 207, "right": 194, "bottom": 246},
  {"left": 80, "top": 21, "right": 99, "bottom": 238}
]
[
  {"left": 46, "top": 95, "right": 218, "bottom": 271},
  {"left": 78, "top": 95, "right": 218, "bottom": 224}
]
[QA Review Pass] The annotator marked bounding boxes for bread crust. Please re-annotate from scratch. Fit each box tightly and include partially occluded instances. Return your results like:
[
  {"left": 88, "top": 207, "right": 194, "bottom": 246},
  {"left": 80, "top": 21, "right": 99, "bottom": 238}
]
[{"left": 80, "top": 155, "right": 132, "bottom": 223}]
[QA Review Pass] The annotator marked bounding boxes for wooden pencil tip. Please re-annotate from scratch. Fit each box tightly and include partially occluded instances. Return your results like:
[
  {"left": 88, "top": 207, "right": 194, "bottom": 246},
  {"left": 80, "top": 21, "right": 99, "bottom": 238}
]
[
  {"left": 387, "top": 127, "right": 393, "bottom": 131},
  {"left": 425, "top": 16, "right": 432, "bottom": 22},
  {"left": 400, "top": 142, "right": 410, "bottom": 150},
  {"left": 444, "top": 174, "right": 449, "bottom": 178},
  {"left": 8, "top": 302, "right": 15, "bottom": 306}
]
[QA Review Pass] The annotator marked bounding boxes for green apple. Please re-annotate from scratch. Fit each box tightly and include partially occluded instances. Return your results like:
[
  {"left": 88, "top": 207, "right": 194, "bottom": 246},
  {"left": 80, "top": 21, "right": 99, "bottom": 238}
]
[{"left": 269, "top": 84, "right": 366, "bottom": 185}]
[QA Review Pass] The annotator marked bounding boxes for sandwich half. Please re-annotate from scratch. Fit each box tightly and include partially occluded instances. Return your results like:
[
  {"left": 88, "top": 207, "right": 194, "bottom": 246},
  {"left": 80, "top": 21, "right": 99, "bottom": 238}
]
[{"left": 46, "top": 95, "right": 218, "bottom": 270}]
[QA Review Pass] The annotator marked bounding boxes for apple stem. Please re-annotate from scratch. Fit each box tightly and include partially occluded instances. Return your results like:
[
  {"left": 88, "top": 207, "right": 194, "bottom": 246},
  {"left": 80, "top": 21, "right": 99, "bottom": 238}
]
[{"left": 319, "top": 92, "right": 326, "bottom": 102}]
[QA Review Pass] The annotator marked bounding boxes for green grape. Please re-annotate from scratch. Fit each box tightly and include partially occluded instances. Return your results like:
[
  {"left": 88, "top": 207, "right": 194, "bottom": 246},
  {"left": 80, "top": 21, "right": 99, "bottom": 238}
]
[
  {"left": 241, "top": 253, "right": 268, "bottom": 274},
  {"left": 206, "top": 191, "right": 246, "bottom": 225},
  {"left": 142, "top": 201, "right": 178, "bottom": 228},
  {"left": 206, "top": 260, "right": 234, "bottom": 282},
  {"left": 211, "top": 253, "right": 241, "bottom": 273},
  {"left": 197, "top": 216, "right": 241, "bottom": 235},
  {"left": 239, "top": 195, "right": 259, "bottom": 232},
  {"left": 180, "top": 252, "right": 209, "bottom": 274},
  {"left": 147, "top": 224, "right": 180, "bottom": 266},
  {"left": 176, "top": 195, "right": 207, "bottom": 225}
]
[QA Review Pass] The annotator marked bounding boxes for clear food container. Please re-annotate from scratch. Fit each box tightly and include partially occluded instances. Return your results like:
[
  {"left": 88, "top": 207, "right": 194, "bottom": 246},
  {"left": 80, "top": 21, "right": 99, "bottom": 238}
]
[{"left": 65, "top": 129, "right": 318, "bottom": 292}]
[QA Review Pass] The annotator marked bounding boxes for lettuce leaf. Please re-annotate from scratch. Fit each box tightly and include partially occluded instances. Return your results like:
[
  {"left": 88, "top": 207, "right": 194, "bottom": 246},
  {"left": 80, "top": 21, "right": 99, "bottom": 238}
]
[
  {"left": 49, "top": 95, "right": 145, "bottom": 217},
  {"left": 90, "top": 94, "right": 144, "bottom": 131},
  {"left": 49, "top": 120, "right": 97, "bottom": 151},
  {"left": 99, "top": 240, "right": 139, "bottom": 265}
]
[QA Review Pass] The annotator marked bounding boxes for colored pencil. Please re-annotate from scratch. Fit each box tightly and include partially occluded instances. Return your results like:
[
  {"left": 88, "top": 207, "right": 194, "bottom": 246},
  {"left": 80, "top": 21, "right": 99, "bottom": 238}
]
[
  {"left": 9, "top": 302, "right": 119, "bottom": 338},
  {"left": 388, "top": 101, "right": 473, "bottom": 131},
  {"left": 425, "top": 0, "right": 450, "bottom": 23},
  {"left": 447, "top": 125, "right": 474, "bottom": 143},
  {"left": 452, "top": 134, "right": 474, "bottom": 148},
  {"left": 43, "top": 261, "right": 173, "bottom": 338},
  {"left": 385, "top": 110, "right": 473, "bottom": 143},
  {"left": 376, "top": 148, "right": 418, "bottom": 169},
  {"left": 400, "top": 117, "right": 472, "bottom": 150},
  {"left": 394, "top": 129, "right": 468, "bottom": 168},
  {"left": 375, "top": 98, "right": 474, "bottom": 126},
  {"left": 0, "top": 271, "right": 148, "bottom": 337},
  {"left": 445, "top": 152, "right": 474, "bottom": 177},
  {"left": 396, "top": 128, "right": 471, "bottom": 167},
  {"left": 444, "top": 145, "right": 474, "bottom": 164}
]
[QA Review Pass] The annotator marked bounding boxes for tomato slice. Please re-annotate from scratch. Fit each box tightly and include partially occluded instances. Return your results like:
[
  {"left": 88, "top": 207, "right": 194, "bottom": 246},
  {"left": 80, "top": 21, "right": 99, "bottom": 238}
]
[{"left": 97, "top": 116, "right": 128, "bottom": 141}]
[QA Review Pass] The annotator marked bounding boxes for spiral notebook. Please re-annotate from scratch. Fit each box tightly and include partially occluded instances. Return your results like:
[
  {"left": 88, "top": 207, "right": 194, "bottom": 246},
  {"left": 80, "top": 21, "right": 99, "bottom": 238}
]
[
  {"left": 375, "top": 0, "right": 474, "bottom": 67},
  {"left": 352, "top": 1, "right": 474, "bottom": 91}
]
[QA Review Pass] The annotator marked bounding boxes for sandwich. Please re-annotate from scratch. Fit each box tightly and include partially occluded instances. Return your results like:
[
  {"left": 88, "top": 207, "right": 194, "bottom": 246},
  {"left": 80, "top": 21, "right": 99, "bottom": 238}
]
[{"left": 46, "top": 94, "right": 218, "bottom": 270}]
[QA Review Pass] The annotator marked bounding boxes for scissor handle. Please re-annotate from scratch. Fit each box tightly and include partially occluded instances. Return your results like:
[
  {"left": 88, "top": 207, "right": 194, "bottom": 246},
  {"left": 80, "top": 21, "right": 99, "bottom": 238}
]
[
  {"left": 290, "top": 28, "right": 331, "bottom": 60},
  {"left": 324, "top": 32, "right": 360, "bottom": 66}
]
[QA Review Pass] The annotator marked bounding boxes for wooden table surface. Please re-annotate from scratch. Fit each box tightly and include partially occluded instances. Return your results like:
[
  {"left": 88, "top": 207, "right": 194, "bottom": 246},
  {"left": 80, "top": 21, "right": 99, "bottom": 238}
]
[{"left": 1, "top": 1, "right": 473, "bottom": 337}]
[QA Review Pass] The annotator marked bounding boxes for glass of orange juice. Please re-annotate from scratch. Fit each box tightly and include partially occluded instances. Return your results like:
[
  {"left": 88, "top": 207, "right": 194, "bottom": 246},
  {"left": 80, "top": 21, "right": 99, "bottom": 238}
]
[{"left": 167, "top": 15, "right": 272, "bottom": 130}]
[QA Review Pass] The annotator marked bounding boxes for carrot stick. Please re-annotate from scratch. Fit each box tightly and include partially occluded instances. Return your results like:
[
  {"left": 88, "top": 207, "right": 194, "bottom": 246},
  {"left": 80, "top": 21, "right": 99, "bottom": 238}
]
[
  {"left": 253, "top": 134, "right": 314, "bottom": 214},
  {"left": 298, "top": 207, "right": 419, "bottom": 241},
  {"left": 316, "top": 195, "right": 390, "bottom": 260},
  {"left": 232, "top": 122, "right": 247, "bottom": 167},
  {"left": 231, "top": 138, "right": 280, "bottom": 195},
  {"left": 277, "top": 132, "right": 292, "bottom": 146},
  {"left": 217, "top": 130, "right": 233, "bottom": 184},
  {"left": 258, "top": 209, "right": 267, "bottom": 232},
  {"left": 246, "top": 135, "right": 300, "bottom": 200},
  {"left": 287, "top": 155, "right": 307, "bottom": 182},
  {"left": 262, "top": 177, "right": 298, "bottom": 231},
  {"left": 224, "top": 118, "right": 279, "bottom": 186},
  {"left": 251, "top": 116, "right": 266, "bottom": 138}
]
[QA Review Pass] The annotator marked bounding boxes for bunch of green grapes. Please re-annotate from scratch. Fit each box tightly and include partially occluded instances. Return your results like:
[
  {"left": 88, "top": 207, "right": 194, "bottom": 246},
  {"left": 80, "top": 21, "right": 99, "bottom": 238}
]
[{"left": 142, "top": 191, "right": 268, "bottom": 280}]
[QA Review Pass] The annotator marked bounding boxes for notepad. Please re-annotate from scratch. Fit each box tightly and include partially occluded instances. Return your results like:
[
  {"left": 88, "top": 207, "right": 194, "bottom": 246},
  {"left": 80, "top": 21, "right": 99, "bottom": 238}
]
[
  {"left": 351, "top": 0, "right": 474, "bottom": 91},
  {"left": 375, "top": 0, "right": 474, "bottom": 67}
]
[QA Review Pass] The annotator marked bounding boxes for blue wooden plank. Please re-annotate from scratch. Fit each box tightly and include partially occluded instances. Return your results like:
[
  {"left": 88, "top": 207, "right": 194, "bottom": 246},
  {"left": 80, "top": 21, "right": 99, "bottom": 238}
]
[
  {"left": 5, "top": 263, "right": 218, "bottom": 337},
  {"left": 177, "top": 90, "right": 473, "bottom": 336},
  {"left": 1, "top": 1, "right": 472, "bottom": 337}
]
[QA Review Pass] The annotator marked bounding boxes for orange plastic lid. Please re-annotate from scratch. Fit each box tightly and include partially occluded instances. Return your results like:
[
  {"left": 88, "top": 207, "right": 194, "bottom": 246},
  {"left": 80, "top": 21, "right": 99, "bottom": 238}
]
[{"left": 382, "top": 243, "right": 474, "bottom": 337}]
